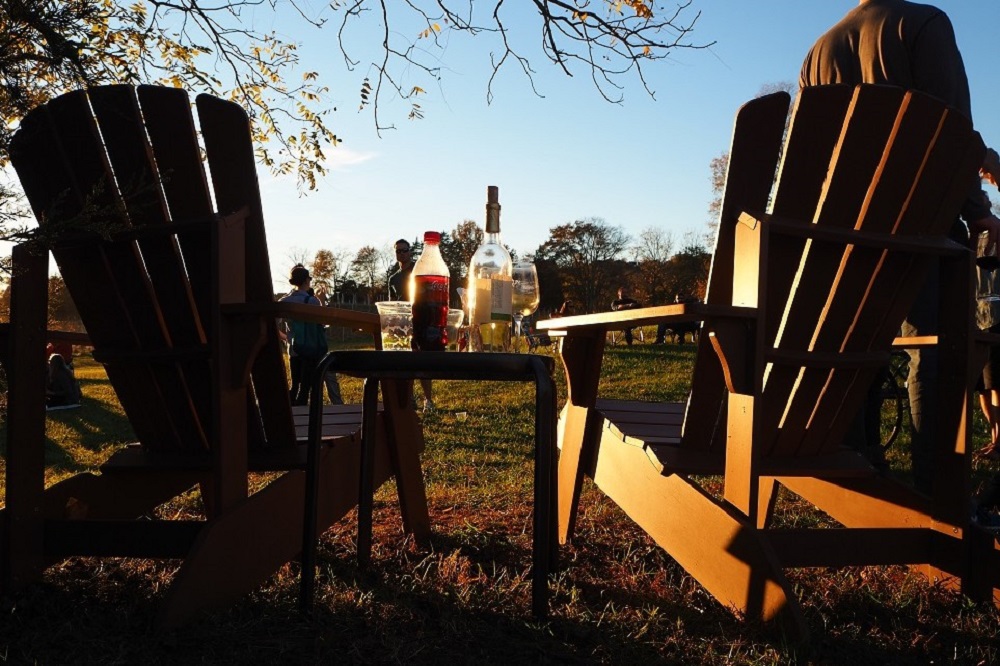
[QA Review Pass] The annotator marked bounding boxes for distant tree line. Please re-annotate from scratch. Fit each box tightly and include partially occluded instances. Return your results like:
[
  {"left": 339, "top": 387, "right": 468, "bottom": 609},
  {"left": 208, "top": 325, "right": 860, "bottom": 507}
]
[
  {"left": 284, "top": 217, "right": 711, "bottom": 317},
  {"left": 534, "top": 219, "right": 710, "bottom": 316},
  {"left": 0, "top": 218, "right": 710, "bottom": 331},
  {"left": 0, "top": 277, "right": 81, "bottom": 331}
]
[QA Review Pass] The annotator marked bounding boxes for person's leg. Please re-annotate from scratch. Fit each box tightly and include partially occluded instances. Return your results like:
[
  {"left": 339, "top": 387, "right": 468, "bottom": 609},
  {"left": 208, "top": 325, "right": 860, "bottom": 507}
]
[
  {"left": 654, "top": 323, "right": 666, "bottom": 344},
  {"left": 624, "top": 327, "right": 633, "bottom": 345},
  {"left": 902, "top": 267, "right": 939, "bottom": 495},
  {"left": 979, "top": 339, "right": 1000, "bottom": 459},
  {"left": 980, "top": 473, "right": 1000, "bottom": 509},
  {"left": 295, "top": 354, "right": 320, "bottom": 407},
  {"left": 991, "top": 390, "right": 1000, "bottom": 448},
  {"left": 325, "top": 372, "right": 344, "bottom": 405},
  {"left": 289, "top": 354, "right": 302, "bottom": 404},
  {"left": 976, "top": 388, "right": 1000, "bottom": 460},
  {"left": 979, "top": 390, "right": 992, "bottom": 431},
  {"left": 420, "top": 379, "right": 434, "bottom": 412},
  {"left": 860, "top": 366, "right": 889, "bottom": 470}
]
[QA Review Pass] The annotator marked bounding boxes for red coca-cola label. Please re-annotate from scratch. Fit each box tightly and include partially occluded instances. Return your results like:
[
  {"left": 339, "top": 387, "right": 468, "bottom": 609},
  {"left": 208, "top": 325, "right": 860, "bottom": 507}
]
[{"left": 412, "top": 274, "right": 449, "bottom": 351}]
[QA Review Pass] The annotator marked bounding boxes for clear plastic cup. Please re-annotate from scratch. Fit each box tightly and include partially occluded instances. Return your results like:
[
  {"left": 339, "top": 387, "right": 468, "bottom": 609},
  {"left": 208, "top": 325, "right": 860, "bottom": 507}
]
[
  {"left": 446, "top": 308, "right": 464, "bottom": 351},
  {"left": 375, "top": 301, "right": 412, "bottom": 351}
]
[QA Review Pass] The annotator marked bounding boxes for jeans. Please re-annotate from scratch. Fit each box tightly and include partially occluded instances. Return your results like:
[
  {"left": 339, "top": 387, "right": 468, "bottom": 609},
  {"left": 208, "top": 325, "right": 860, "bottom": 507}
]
[
  {"left": 901, "top": 266, "right": 939, "bottom": 495},
  {"left": 293, "top": 353, "right": 324, "bottom": 407}
]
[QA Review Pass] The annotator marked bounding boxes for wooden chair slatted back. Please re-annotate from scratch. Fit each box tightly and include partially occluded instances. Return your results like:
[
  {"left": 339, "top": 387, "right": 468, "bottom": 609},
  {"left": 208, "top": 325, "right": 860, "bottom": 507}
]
[
  {"left": 680, "top": 91, "right": 790, "bottom": 451},
  {"left": 196, "top": 93, "right": 296, "bottom": 449},
  {"left": 800, "top": 95, "right": 983, "bottom": 453},
  {"left": 9, "top": 85, "right": 297, "bottom": 453},
  {"left": 12, "top": 87, "right": 205, "bottom": 450},
  {"left": 91, "top": 86, "right": 215, "bottom": 445},
  {"left": 755, "top": 86, "right": 981, "bottom": 457},
  {"left": 136, "top": 86, "right": 216, "bottom": 329}
]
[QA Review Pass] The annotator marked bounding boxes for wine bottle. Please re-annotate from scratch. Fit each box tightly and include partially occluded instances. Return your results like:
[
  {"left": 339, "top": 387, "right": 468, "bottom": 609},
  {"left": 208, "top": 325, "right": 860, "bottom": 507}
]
[
  {"left": 467, "top": 185, "right": 513, "bottom": 352},
  {"left": 411, "top": 231, "right": 450, "bottom": 351}
]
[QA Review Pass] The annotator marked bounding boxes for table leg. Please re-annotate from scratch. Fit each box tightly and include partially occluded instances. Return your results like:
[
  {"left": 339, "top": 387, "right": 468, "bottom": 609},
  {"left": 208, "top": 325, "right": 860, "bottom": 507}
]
[
  {"left": 358, "top": 377, "right": 380, "bottom": 567},
  {"left": 299, "top": 356, "right": 331, "bottom": 612},
  {"left": 531, "top": 357, "right": 557, "bottom": 618}
]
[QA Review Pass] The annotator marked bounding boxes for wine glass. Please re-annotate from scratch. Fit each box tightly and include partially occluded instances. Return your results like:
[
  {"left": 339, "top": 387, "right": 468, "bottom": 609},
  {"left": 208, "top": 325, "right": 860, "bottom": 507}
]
[{"left": 512, "top": 257, "right": 540, "bottom": 352}]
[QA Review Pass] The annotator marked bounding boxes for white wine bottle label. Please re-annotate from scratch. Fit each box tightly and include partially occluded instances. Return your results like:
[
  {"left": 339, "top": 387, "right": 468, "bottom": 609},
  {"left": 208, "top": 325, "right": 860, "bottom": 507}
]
[
  {"left": 474, "top": 277, "right": 493, "bottom": 325},
  {"left": 489, "top": 278, "right": 512, "bottom": 322}
]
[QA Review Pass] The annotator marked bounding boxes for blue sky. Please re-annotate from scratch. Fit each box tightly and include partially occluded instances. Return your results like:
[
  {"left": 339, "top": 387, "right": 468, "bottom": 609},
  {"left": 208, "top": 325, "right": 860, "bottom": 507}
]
[
  {"left": 257, "top": 1, "right": 1000, "bottom": 291},
  {"left": 7, "top": 2, "right": 995, "bottom": 293}
]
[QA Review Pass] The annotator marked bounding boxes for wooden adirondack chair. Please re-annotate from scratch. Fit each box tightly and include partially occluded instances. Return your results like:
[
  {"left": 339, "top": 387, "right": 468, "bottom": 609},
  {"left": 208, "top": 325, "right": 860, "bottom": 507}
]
[
  {"left": 0, "top": 85, "right": 429, "bottom": 627},
  {"left": 538, "top": 84, "right": 1000, "bottom": 639}
]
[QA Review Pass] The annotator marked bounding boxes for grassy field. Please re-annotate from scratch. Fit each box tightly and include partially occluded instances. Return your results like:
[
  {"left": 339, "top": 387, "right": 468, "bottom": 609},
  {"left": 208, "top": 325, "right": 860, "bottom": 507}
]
[{"left": 1, "top": 334, "right": 998, "bottom": 664}]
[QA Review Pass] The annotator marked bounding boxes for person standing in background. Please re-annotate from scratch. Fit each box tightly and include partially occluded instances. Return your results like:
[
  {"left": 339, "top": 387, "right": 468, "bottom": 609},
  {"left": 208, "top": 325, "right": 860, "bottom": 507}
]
[
  {"left": 280, "top": 265, "right": 328, "bottom": 407},
  {"left": 313, "top": 285, "right": 344, "bottom": 406},
  {"left": 610, "top": 287, "right": 640, "bottom": 345},
  {"left": 975, "top": 261, "right": 1000, "bottom": 462}
]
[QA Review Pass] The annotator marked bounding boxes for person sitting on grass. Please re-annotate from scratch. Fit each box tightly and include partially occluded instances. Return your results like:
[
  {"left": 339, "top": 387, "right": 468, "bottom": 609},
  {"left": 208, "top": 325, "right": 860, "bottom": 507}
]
[{"left": 46, "top": 353, "right": 81, "bottom": 410}]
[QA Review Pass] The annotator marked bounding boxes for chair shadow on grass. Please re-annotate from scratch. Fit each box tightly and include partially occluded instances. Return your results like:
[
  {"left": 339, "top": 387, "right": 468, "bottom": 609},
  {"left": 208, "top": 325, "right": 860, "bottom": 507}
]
[
  {"left": 0, "top": 378, "right": 136, "bottom": 475},
  {"left": 308, "top": 547, "right": 678, "bottom": 663},
  {"left": 4, "top": 516, "right": 991, "bottom": 663},
  {"left": 310, "top": 504, "right": 756, "bottom": 660}
]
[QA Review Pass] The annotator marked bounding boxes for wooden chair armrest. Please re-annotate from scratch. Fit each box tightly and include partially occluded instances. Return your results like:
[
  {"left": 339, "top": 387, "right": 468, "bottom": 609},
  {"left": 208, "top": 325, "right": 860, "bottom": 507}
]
[
  {"left": 3, "top": 328, "right": 92, "bottom": 348},
  {"left": 46, "top": 330, "right": 91, "bottom": 345},
  {"left": 975, "top": 330, "right": 1000, "bottom": 347},
  {"left": 537, "top": 303, "right": 755, "bottom": 336},
  {"left": 223, "top": 302, "right": 380, "bottom": 333},
  {"left": 892, "top": 335, "right": 938, "bottom": 349}
]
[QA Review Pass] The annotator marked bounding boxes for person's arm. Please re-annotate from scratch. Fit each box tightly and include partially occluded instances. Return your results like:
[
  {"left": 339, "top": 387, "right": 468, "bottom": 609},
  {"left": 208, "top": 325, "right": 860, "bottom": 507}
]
[
  {"left": 910, "top": 12, "right": 972, "bottom": 120},
  {"left": 974, "top": 159, "right": 1000, "bottom": 257}
]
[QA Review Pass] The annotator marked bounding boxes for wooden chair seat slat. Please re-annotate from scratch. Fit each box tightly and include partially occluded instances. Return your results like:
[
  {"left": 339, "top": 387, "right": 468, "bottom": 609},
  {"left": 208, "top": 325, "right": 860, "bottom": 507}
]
[
  {"left": 646, "top": 445, "right": 722, "bottom": 475},
  {"left": 612, "top": 421, "right": 683, "bottom": 440},
  {"left": 595, "top": 399, "right": 686, "bottom": 415},
  {"left": 601, "top": 410, "right": 685, "bottom": 428}
]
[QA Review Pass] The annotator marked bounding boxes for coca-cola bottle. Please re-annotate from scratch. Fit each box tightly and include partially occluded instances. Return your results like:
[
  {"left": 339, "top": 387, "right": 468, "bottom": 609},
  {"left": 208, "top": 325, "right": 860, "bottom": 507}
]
[{"left": 411, "top": 231, "right": 450, "bottom": 351}]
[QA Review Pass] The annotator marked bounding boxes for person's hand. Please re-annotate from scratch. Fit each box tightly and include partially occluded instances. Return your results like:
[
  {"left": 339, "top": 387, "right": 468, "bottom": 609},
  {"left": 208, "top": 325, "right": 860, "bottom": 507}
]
[{"left": 970, "top": 213, "right": 1000, "bottom": 258}]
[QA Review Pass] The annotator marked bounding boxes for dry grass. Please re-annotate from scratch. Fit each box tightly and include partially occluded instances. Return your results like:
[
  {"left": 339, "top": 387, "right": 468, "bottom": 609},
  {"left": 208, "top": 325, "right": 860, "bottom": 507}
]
[{"left": 1, "top": 342, "right": 998, "bottom": 664}]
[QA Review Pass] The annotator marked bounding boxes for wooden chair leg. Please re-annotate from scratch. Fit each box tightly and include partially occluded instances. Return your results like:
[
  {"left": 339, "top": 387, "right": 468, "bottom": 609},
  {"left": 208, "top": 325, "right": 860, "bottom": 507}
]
[
  {"left": 357, "top": 378, "right": 379, "bottom": 567},
  {"left": 757, "top": 477, "right": 779, "bottom": 529},
  {"left": 557, "top": 404, "right": 600, "bottom": 544},
  {"left": 964, "top": 525, "right": 1000, "bottom": 606},
  {"left": 381, "top": 379, "right": 431, "bottom": 545},
  {"left": 3, "top": 244, "right": 49, "bottom": 593},
  {"left": 591, "top": 434, "right": 809, "bottom": 641},
  {"left": 42, "top": 471, "right": 201, "bottom": 520},
  {"left": 171, "top": 435, "right": 393, "bottom": 628}
]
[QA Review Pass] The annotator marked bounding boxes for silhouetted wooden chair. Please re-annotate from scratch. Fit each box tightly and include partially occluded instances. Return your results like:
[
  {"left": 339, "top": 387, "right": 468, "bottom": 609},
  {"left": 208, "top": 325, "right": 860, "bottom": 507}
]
[
  {"left": 0, "top": 85, "right": 429, "bottom": 627},
  {"left": 538, "top": 85, "right": 1000, "bottom": 640}
]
